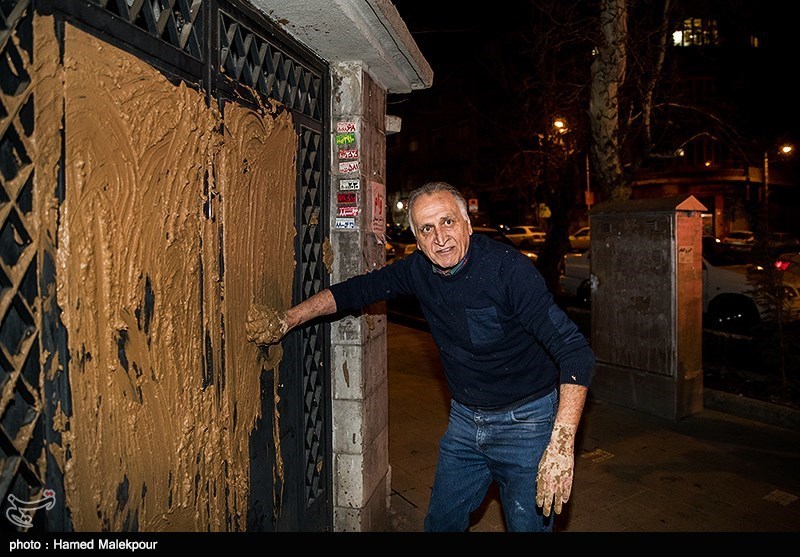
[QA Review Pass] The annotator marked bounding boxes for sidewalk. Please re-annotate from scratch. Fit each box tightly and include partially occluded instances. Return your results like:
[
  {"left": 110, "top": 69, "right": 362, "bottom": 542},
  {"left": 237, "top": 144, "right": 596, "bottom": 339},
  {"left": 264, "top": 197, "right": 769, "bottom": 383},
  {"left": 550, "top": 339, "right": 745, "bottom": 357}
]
[{"left": 387, "top": 321, "right": 800, "bottom": 532}]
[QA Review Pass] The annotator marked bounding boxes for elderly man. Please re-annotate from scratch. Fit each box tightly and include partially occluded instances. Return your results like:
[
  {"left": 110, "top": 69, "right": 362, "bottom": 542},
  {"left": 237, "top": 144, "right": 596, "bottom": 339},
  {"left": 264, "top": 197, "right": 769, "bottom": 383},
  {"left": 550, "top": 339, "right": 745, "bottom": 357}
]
[{"left": 246, "top": 181, "right": 594, "bottom": 532}]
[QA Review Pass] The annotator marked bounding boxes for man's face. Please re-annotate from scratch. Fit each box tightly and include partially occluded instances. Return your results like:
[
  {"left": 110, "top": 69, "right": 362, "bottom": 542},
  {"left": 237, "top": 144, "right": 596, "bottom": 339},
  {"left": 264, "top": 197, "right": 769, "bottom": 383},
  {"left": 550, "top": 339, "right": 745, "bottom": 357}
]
[{"left": 411, "top": 191, "right": 473, "bottom": 269}]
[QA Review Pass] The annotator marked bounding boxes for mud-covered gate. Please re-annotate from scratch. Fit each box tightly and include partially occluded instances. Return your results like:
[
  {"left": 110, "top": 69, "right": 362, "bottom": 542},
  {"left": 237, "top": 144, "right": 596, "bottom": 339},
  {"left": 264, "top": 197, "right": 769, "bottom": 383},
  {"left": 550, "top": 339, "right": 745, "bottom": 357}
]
[{"left": 0, "top": 0, "right": 330, "bottom": 531}]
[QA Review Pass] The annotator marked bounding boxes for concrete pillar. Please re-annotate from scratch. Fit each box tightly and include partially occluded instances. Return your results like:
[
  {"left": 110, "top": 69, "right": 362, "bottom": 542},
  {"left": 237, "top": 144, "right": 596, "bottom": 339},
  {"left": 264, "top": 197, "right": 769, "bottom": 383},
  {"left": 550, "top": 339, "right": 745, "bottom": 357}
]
[
  {"left": 714, "top": 193, "right": 725, "bottom": 238},
  {"left": 329, "top": 61, "right": 390, "bottom": 531}
]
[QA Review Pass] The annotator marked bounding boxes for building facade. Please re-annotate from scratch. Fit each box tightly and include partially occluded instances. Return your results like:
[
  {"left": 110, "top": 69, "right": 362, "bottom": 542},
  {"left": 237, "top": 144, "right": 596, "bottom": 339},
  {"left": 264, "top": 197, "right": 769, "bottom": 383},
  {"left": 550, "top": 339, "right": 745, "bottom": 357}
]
[{"left": 0, "top": 0, "right": 430, "bottom": 532}]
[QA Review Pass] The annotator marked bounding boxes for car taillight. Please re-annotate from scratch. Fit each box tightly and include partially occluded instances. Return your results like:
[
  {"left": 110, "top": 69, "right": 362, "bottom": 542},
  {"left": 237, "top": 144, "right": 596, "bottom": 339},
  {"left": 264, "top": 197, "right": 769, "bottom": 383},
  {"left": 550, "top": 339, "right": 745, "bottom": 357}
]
[{"left": 775, "top": 260, "right": 792, "bottom": 272}]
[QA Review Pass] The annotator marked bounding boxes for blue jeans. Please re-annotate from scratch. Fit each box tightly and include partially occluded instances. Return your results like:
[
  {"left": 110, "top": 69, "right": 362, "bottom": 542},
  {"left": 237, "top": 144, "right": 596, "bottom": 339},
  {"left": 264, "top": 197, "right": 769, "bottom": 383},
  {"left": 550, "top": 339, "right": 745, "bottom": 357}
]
[{"left": 424, "top": 388, "right": 558, "bottom": 532}]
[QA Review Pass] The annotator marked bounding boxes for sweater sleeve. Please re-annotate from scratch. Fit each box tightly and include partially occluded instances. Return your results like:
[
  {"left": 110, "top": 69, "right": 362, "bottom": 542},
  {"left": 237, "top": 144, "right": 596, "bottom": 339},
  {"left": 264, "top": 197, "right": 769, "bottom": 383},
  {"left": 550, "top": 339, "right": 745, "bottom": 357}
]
[
  {"left": 328, "top": 254, "right": 417, "bottom": 313},
  {"left": 504, "top": 254, "right": 595, "bottom": 387}
]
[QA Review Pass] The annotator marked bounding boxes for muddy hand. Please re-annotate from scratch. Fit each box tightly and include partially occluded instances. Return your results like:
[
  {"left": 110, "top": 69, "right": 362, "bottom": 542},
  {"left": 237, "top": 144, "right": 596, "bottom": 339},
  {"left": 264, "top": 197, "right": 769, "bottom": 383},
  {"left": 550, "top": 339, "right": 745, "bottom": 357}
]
[
  {"left": 535, "top": 423, "right": 576, "bottom": 516},
  {"left": 246, "top": 305, "right": 289, "bottom": 346}
]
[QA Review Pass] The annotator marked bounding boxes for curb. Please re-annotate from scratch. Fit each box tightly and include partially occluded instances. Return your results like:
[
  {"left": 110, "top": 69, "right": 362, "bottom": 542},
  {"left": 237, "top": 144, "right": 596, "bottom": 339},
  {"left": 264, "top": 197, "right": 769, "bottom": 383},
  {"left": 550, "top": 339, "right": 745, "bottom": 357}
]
[{"left": 703, "top": 388, "right": 800, "bottom": 430}]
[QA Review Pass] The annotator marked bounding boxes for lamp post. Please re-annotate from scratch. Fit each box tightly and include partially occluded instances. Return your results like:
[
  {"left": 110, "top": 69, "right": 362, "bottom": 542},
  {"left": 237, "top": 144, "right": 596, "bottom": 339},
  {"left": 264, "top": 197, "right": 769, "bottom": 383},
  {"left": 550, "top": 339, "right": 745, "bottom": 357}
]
[
  {"left": 763, "top": 144, "right": 794, "bottom": 234},
  {"left": 552, "top": 116, "right": 592, "bottom": 212},
  {"left": 585, "top": 152, "right": 593, "bottom": 212},
  {"left": 763, "top": 149, "right": 769, "bottom": 233}
]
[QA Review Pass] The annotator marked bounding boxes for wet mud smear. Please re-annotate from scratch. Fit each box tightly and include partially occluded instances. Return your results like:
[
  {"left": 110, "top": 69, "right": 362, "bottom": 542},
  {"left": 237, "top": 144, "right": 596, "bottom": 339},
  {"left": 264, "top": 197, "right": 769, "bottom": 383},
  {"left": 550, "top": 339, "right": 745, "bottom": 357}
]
[
  {"left": 57, "top": 24, "right": 296, "bottom": 531},
  {"left": 322, "top": 237, "right": 334, "bottom": 274},
  {"left": 219, "top": 99, "right": 296, "bottom": 521}
]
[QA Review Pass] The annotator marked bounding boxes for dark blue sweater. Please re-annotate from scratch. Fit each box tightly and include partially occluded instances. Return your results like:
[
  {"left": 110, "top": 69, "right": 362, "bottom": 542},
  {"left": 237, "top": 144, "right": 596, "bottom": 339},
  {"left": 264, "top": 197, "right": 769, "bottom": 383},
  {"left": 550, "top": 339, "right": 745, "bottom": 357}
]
[{"left": 329, "top": 233, "right": 595, "bottom": 408}]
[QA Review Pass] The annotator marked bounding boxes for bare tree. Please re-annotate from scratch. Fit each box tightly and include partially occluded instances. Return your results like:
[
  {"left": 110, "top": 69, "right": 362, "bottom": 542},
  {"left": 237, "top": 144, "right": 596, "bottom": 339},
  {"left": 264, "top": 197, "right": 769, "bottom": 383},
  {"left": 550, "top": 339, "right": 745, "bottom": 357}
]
[
  {"left": 590, "top": 0, "right": 628, "bottom": 200},
  {"left": 589, "top": 0, "right": 675, "bottom": 201},
  {"left": 476, "top": 0, "right": 676, "bottom": 288}
]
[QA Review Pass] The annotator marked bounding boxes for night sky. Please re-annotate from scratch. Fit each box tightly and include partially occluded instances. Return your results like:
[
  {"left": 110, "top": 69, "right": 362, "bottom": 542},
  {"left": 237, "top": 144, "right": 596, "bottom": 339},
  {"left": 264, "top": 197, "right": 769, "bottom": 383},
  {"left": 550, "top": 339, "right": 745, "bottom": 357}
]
[{"left": 389, "top": 0, "right": 799, "bottom": 149}]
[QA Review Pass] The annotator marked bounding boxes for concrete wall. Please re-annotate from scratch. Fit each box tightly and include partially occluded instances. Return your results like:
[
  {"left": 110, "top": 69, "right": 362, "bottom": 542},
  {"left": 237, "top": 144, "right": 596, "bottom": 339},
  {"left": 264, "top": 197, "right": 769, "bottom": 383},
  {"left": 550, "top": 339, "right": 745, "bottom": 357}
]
[{"left": 329, "top": 61, "right": 391, "bottom": 531}]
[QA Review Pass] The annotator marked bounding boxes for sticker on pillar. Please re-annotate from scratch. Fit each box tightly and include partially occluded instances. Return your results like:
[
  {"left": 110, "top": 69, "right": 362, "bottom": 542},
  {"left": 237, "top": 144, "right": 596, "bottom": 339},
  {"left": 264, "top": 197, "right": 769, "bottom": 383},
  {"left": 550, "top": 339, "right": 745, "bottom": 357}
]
[
  {"left": 338, "top": 192, "right": 358, "bottom": 204},
  {"left": 340, "top": 179, "right": 360, "bottom": 191},
  {"left": 370, "top": 181, "right": 387, "bottom": 244},
  {"left": 337, "top": 122, "right": 357, "bottom": 133},
  {"left": 678, "top": 246, "right": 693, "bottom": 264},
  {"left": 336, "top": 132, "right": 356, "bottom": 146},
  {"left": 339, "top": 161, "right": 360, "bottom": 174},
  {"left": 338, "top": 148, "right": 359, "bottom": 160},
  {"left": 337, "top": 206, "right": 359, "bottom": 217},
  {"left": 335, "top": 217, "right": 356, "bottom": 230}
]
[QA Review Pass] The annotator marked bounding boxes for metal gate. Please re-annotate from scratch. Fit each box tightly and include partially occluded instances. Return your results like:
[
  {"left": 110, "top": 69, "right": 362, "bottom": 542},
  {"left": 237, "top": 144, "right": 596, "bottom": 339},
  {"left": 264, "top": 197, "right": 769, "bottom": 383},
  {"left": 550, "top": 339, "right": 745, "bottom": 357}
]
[{"left": 0, "top": 0, "right": 330, "bottom": 531}]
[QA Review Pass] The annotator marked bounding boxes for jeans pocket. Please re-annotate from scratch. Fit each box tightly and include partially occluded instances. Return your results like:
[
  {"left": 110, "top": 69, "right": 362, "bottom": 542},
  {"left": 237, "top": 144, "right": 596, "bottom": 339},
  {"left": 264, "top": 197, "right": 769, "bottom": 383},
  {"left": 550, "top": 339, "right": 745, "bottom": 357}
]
[{"left": 510, "top": 392, "right": 556, "bottom": 425}]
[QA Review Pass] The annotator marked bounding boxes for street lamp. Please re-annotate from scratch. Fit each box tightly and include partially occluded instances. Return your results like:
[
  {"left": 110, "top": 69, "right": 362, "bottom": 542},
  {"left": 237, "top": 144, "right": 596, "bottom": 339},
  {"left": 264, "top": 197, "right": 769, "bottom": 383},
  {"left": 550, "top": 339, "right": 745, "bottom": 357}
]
[
  {"left": 552, "top": 117, "right": 592, "bottom": 212},
  {"left": 763, "top": 144, "right": 794, "bottom": 232}
]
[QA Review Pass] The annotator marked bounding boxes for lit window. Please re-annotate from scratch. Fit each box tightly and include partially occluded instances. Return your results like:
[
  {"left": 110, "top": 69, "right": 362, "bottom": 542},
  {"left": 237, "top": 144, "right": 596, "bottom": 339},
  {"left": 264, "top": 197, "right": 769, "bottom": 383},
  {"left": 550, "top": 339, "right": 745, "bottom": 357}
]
[{"left": 673, "top": 18, "right": 719, "bottom": 47}]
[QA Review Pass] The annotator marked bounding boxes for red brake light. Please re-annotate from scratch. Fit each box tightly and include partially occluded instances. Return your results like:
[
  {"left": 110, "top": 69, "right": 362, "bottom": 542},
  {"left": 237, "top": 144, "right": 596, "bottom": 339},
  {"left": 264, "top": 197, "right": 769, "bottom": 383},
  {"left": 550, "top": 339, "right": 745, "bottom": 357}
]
[{"left": 775, "top": 260, "right": 791, "bottom": 272}]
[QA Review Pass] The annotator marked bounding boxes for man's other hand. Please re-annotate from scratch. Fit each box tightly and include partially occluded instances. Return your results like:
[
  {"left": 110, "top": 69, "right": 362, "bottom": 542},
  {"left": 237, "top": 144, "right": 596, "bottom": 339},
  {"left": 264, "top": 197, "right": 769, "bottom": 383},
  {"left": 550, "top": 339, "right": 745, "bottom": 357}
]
[{"left": 535, "top": 422, "right": 576, "bottom": 516}]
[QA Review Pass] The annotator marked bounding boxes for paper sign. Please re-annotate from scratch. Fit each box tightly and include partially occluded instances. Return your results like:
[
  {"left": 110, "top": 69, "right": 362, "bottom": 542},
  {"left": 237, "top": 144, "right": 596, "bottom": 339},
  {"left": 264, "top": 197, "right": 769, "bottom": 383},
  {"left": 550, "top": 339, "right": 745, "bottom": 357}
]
[
  {"left": 336, "top": 132, "right": 356, "bottom": 146},
  {"left": 335, "top": 217, "right": 356, "bottom": 230},
  {"left": 337, "top": 122, "right": 356, "bottom": 133},
  {"left": 338, "top": 192, "right": 358, "bottom": 204},
  {"left": 370, "top": 181, "right": 386, "bottom": 240},
  {"left": 339, "top": 161, "right": 360, "bottom": 174},
  {"left": 338, "top": 148, "right": 359, "bottom": 160},
  {"left": 337, "top": 206, "right": 360, "bottom": 217},
  {"left": 339, "top": 179, "right": 360, "bottom": 191}
]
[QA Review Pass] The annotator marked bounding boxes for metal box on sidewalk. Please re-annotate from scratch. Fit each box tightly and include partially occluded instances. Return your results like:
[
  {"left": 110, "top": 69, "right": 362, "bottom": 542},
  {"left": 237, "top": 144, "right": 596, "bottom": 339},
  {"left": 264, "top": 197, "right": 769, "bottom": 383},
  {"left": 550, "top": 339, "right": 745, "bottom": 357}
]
[{"left": 588, "top": 195, "right": 707, "bottom": 420}]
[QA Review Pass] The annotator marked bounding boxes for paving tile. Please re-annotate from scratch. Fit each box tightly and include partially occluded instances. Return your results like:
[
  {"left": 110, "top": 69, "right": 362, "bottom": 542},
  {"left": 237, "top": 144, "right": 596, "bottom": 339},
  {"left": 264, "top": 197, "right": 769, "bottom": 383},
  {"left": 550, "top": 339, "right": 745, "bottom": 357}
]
[{"left": 386, "top": 322, "right": 800, "bottom": 533}]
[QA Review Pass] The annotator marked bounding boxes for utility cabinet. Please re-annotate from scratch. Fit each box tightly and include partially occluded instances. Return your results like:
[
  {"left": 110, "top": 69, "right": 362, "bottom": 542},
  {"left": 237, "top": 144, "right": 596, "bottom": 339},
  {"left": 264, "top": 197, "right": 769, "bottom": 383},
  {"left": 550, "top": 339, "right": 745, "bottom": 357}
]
[{"left": 589, "top": 195, "right": 707, "bottom": 420}]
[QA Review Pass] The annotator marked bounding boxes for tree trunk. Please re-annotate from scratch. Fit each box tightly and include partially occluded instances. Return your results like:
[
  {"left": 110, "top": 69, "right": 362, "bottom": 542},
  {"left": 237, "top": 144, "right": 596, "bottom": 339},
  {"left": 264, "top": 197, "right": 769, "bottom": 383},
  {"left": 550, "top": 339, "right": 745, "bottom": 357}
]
[
  {"left": 539, "top": 156, "right": 581, "bottom": 295},
  {"left": 590, "top": 0, "right": 629, "bottom": 200}
]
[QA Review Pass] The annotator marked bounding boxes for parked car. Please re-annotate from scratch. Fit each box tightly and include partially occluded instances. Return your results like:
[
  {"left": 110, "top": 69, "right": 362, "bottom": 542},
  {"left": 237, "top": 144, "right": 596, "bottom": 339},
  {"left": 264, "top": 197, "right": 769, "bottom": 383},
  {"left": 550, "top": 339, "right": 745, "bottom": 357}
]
[
  {"left": 505, "top": 225, "right": 546, "bottom": 248},
  {"left": 386, "top": 227, "right": 417, "bottom": 262},
  {"left": 568, "top": 226, "right": 590, "bottom": 251},
  {"left": 472, "top": 226, "right": 513, "bottom": 244},
  {"left": 769, "top": 232, "right": 800, "bottom": 253},
  {"left": 558, "top": 244, "right": 800, "bottom": 330},
  {"left": 776, "top": 251, "right": 800, "bottom": 276},
  {"left": 713, "top": 230, "right": 799, "bottom": 257},
  {"left": 559, "top": 250, "right": 592, "bottom": 306},
  {"left": 700, "top": 244, "right": 800, "bottom": 328},
  {"left": 474, "top": 226, "right": 540, "bottom": 262},
  {"left": 721, "top": 230, "right": 755, "bottom": 250}
]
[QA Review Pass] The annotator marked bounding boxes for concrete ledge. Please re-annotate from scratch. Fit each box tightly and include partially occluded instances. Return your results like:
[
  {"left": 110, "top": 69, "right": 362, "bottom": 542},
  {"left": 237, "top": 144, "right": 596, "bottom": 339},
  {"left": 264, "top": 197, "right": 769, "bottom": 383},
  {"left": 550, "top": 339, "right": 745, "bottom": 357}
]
[
  {"left": 704, "top": 388, "right": 800, "bottom": 430},
  {"left": 253, "top": 0, "right": 433, "bottom": 92}
]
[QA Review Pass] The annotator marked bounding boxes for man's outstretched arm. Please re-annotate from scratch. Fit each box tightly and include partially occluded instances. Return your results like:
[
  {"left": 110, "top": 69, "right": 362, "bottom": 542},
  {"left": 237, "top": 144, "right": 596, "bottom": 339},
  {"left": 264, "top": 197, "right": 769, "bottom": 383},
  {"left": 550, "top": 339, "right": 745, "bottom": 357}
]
[{"left": 246, "top": 289, "right": 337, "bottom": 345}]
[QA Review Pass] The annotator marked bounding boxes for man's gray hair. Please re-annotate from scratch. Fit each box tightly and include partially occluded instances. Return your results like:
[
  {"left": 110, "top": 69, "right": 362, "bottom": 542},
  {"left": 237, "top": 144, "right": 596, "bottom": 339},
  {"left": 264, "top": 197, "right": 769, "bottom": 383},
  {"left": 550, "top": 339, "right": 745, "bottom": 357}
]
[{"left": 407, "top": 181, "right": 470, "bottom": 235}]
